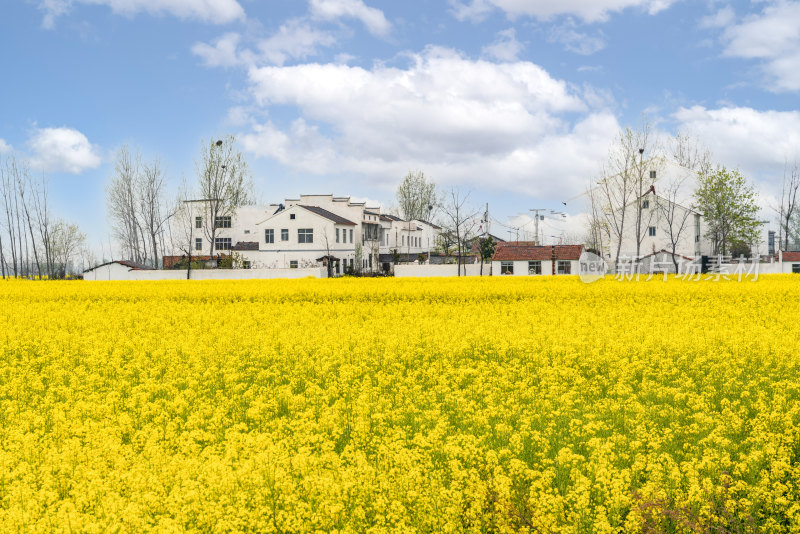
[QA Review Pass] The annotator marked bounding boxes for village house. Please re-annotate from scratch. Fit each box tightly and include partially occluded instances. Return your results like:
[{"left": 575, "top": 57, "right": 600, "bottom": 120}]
[
  {"left": 588, "top": 159, "right": 714, "bottom": 270},
  {"left": 171, "top": 194, "right": 443, "bottom": 274},
  {"left": 491, "top": 243, "right": 584, "bottom": 276}
]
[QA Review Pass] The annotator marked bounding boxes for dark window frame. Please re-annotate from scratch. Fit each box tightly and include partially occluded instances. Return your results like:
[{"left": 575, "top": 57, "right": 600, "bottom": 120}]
[{"left": 298, "top": 228, "right": 313, "bottom": 244}]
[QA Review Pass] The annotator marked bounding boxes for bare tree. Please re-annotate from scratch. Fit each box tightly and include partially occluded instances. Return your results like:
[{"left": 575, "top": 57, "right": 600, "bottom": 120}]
[
  {"left": 657, "top": 176, "right": 695, "bottom": 271},
  {"left": 777, "top": 160, "right": 800, "bottom": 251},
  {"left": 396, "top": 171, "right": 439, "bottom": 222},
  {"left": 196, "top": 136, "right": 252, "bottom": 258},
  {"left": 171, "top": 178, "right": 202, "bottom": 279},
  {"left": 594, "top": 120, "right": 661, "bottom": 267},
  {"left": 669, "top": 131, "right": 712, "bottom": 176},
  {"left": 1, "top": 156, "right": 20, "bottom": 275},
  {"left": 441, "top": 188, "right": 478, "bottom": 276},
  {"left": 107, "top": 145, "right": 145, "bottom": 263},
  {"left": 14, "top": 161, "right": 45, "bottom": 278},
  {"left": 50, "top": 219, "right": 86, "bottom": 277},
  {"left": 31, "top": 173, "right": 53, "bottom": 278},
  {"left": 585, "top": 184, "right": 607, "bottom": 255},
  {"left": 137, "top": 158, "right": 172, "bottom": 268},
  {"left": 628, "top": 124, "right": 661, "bottom": 262}
]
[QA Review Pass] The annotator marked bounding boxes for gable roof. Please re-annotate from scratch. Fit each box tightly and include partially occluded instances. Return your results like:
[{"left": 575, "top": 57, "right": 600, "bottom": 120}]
[
  {"left": 83, "top": 259, "right": 152, "bottom": 273},
  {"left": 416, "top": 219, "right": 442, "bottom": 230},
  {"left": 299, "top": 205, "right": 357, "bottom": 225},
  {"left": 638, "top": 249, "right": 695, "bottom": 262},
  {"left": 492, "top": 243, "right": 584, "bottom": 262}
]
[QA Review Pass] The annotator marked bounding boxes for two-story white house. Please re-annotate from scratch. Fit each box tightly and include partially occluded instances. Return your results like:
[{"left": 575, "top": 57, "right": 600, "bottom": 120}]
[
  {"left": 587, "top": 159, "right": 714, "bottom": 272},
  {"left": 175, "top": 194, "right": 442, "bottom": 274}
]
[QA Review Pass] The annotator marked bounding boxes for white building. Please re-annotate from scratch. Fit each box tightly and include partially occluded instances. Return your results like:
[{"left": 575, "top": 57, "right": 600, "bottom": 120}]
[
  {"left": 491, "top": 243, "right": 584, "bottom": 276},
  {"left": 175, "top": 194, "right": 442, "bottom": 274},
  {"left": 588, "top": 159, "right": 714, "bottom": 269},
  {"left": 83, "top": 260, "right": 152, "bottom": 281}
]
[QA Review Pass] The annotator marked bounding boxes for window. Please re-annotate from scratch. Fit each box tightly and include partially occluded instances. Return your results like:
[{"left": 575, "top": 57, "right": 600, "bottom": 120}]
[
  {"left": 794, "top": 264, "right": 800, "bottom": 274},
  {"left": 642, "top": 200, "right": 649, "bottom": 209},
  {"left": 289, "top": 260, "right": 298, "bottom": 269},
  {"left": 290, "top": 213, "right": 296, "bottom": 220},
  {"left": 195, "top": 238, "right": 202, "bottom": 251},
  {"left": 648, "top": 226, "right": 656, "bottom": 237},
  {"left": 281, "top": 229, "right": 289, "bottom": 241},
  {"left": 557, "top": 260, "right": 571, "bottom": 274},
  {"left": 214, "top": 216, "right": 231, "bottom": 229},
  {"left": 528, "top": 261, "right": 542, "bottom": 275},
  {"left": 349, "top": 229, "right": 353, "bottom": 243},
  {"left": 650, "top": 170, "right": 657, "bottom": 179},
  {"left": 695, "top": 234, "right": 700, "bottom": 243},
  {"left": 402, "top": 236, "right": 405, "bottom": 246},
  {"left": 501, "top": 261, "right": 514, "bottom": 275},
  {"left": 243, "top": 261, "right": 251, "bottom": 269},
  {"left": 215, "top": 237, "right": 232, "bottom": 251},
  {"left": 195, "top": 216, "right": 202, "bottom": 229},
  {"left": 298, "top": 228, "right": 313, "bottom": 244},
  {"left": 336, "top": 228, "right": 340, "bottom": 243},
  {"left": 244, "top": 230, "right": 250, "bottom": 234},
  {"left": 265, "top": 229, "right": 274, "bottom": 244}
]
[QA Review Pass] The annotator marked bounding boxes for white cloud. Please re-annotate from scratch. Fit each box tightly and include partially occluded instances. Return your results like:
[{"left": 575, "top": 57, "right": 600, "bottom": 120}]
[
  {"left": 673, "top": 105, "right": 800, "bottom": 186},
  {"left": 193, "top": 20, "right": 337, "bottom": 68},
  {"left": 309, "top": 0, "right": 391, "bottom": 36},
  {"left": 481, "top": 28, "right": 524, "bottom": 61},
  {"left": 548, "top": 18, "right": 606, "bottom": 55},
  {"left": 720, "top": 1, "right": 800, "bottom": 92},
  {"left": 0, "top": 139, "right": 11, "bottom": 154},
  {"left": 240, "top": 47, "right": 619, "bottom": 199},
  {"left": 450, "top": 0, "right": 679, "bottom": 23},
  {"left": 27, "top": 127, "right": 102, "bottom": 174},
  {"left": 192, "top": 32, "right": 249, "bottom": 67},
  {"left": 699, "top": 5, "right": 735, "bottom": 29},
  {"left": 39, "top": 0, "right": 245, "bottom": 28},
  {"left": 257, "top": 19, "right": 337, "bottom": 66}
]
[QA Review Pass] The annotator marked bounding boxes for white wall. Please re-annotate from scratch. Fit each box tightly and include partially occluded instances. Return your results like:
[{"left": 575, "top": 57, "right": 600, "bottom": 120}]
[
  {"left": 394, "top": 264, "right": 485, "bottom": 277},
  {"left": 83, "top": 262, "right": 134, "bottom": 281},
  {"left": 491, "top": 259, "right": 579, "bottom": 276},
  {"left": 85, "top": 267, "right": 327, "bottom": 281}
]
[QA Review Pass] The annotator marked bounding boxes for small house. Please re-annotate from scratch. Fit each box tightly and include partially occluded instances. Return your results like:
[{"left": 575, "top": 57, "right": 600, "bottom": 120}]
[{"left": 491, "top": 243, "right": 584, "bottom": 276}]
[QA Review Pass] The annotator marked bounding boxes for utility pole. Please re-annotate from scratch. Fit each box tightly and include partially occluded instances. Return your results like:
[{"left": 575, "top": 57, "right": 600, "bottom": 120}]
[
  {"left": 484, "top": 203, "right": 489, "bottom": 238},
  {"left": 529, "top": 209, "right": 546, "bottom": 245}
]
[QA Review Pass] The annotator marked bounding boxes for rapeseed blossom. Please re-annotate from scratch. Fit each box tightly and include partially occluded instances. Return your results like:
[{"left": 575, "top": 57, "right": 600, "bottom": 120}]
[{"left": 1, "top": 276, "right": 799, "bottom": 532}]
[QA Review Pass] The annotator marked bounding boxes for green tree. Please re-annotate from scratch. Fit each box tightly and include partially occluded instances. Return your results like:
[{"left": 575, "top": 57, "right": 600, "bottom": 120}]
[
  {"left": 396, "top": 171, "right": 439, "bottom": 222},
  {"left": 694, "top": 167, "right": 761, "bottom": 256},
  {"left": 478, "top": 236, "right": 496, "bottom": 276}
]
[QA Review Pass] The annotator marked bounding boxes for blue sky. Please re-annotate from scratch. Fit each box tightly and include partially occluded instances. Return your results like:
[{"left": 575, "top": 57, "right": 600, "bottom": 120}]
[{"left": 2, "top": 0, "right": 800, "bottom": 248}]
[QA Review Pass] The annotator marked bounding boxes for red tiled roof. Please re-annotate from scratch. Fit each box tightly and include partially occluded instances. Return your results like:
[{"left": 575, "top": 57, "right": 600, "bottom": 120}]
[
  {"left": 782, "top": 251, "right": 800, "bottom": 261},
  {"left": 492, "top": 243, "right": 584, "bottom": 262},
  {"left": 232, "top": 241, "right": 259, "bottom": 251}
]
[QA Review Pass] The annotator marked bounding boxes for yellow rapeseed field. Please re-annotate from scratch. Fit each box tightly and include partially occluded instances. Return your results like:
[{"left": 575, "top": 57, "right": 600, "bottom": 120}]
[{"left": 1, "top": 276, "right": 800, "bottom": 533}]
